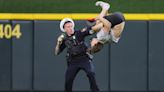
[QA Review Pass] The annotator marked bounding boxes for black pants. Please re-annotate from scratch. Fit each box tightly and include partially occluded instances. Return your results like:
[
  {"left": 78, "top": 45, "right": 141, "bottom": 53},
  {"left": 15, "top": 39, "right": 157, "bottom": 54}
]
[{"left": 65, "top": 58, "right": 99, "bottom": 92}]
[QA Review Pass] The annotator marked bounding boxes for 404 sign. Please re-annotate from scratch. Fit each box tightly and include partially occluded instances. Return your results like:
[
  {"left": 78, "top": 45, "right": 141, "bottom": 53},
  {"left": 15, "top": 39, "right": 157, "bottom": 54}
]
[{"left": 0, "top": 24, "right": 22, "bottom": 39}]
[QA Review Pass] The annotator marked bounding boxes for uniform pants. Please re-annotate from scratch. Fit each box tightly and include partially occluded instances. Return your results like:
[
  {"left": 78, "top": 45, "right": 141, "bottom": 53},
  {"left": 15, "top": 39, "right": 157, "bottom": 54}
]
[{"left": 65, "top": 59, "right": 99, "bottom": 92}]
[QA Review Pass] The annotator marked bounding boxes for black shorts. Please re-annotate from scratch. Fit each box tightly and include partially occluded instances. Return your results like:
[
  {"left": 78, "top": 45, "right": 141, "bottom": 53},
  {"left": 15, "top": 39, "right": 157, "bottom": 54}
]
[{"left": 104, "top": 12, "right": 125, "bottom": 28}]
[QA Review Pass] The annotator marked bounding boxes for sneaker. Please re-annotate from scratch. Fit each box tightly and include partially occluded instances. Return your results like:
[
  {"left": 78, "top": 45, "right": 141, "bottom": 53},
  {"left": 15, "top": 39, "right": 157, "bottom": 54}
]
[{"left": 95, "top": 1, "right": 110, "bottom": 10}]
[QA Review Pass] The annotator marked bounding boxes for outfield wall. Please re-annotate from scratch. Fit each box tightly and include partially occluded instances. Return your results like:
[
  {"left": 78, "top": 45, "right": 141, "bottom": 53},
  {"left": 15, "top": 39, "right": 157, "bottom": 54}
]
[{"left": 0, "top": 19, "right": 164, "bottom": 92}]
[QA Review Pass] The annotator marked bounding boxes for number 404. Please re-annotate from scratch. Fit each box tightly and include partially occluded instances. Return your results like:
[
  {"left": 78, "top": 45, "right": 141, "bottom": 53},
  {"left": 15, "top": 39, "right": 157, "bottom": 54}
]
[{"left": 0, "top": 24, "right": 22, "bottom": 39}]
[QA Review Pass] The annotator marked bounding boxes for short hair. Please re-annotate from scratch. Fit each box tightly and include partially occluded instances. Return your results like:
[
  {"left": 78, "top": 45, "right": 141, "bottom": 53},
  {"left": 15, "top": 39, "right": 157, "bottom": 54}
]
[{"left": 63, "top": 21, "right": 72, "bottom": 28}]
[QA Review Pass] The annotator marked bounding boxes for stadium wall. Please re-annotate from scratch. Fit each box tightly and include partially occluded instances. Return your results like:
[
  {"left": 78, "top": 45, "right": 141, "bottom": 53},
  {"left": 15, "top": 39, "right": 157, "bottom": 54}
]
[{"left": 0, "top": 14, "right": 164, "bottom": 92}]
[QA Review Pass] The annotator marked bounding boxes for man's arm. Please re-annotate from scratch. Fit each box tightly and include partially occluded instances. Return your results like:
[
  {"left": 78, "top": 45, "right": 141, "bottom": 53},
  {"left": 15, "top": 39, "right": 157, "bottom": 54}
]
[
  {"left": 55, "top": 34, "right": 66, "bottom": 55},
  {"left": 80, "top": 26, "right": 95, "bottom": 37},
  {"left": 55, "top": 41, "right": 66, "bottom": 55}
]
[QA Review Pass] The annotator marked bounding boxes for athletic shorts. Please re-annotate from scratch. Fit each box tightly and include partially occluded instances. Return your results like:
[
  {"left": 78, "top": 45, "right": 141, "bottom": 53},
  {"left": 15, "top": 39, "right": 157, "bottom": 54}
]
[{"left": 104, "top": 12, "right": 125, "bottom": 28}]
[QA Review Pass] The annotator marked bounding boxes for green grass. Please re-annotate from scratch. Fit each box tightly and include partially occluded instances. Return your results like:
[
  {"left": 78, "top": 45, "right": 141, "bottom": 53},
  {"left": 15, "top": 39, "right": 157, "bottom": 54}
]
[{"left": 0, "top": 0, "right": 164, "bottom": 13}]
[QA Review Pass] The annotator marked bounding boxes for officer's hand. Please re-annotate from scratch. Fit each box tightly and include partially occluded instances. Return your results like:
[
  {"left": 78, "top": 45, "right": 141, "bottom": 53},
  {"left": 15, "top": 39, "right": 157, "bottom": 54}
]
[{"left": 57, "top": 34, "right": 65, "bottom": 45}]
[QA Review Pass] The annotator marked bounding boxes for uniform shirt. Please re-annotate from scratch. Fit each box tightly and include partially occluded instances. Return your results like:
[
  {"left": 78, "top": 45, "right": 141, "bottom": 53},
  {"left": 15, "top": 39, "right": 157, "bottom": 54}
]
[{"left": 58, "top": 28, "right": 94, "bottom": 57}]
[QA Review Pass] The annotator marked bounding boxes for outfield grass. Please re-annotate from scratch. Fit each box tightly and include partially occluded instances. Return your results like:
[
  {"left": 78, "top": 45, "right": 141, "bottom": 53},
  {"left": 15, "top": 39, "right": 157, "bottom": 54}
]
[{"left": 0, "top": 0, "right": 164, "bottom": 13}]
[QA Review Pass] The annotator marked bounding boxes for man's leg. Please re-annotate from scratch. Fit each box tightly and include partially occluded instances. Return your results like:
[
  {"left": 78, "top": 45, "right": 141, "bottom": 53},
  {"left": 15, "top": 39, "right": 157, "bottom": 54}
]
[
  {"left": 112, "top": 22, "right": 125, "bottom": 38},
  {"left": 90, "top": 1, "right": 110, "bottom": 32},
  {"left": 82, "top": 61, "right": 99, "bottom": 92},
  {"left": 95, "top": 1, "right": 110, "bottom": 17},
  {"left": 91, "top": 23, "right": 103, "bottom": 32},
  {"left": 95, "top": 1, "right": 112, "bottom": 33},
  {"left": 88, "top": 1, "right": 111, "bottom": 53},
  {"left": 65, "top": 63, "right": 80, "bottom": 92}
]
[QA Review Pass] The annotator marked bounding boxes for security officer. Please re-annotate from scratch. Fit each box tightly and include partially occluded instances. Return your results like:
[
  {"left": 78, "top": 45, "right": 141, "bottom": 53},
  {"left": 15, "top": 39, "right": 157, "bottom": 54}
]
[{"left": 55, "top": 18, "right": 99, "bottom": 92}]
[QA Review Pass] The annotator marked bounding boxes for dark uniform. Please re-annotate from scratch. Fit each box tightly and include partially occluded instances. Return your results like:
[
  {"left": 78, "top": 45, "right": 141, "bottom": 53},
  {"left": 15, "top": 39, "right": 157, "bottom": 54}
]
[{"left": 56, "top": 28, "right": 99, "bottom": 92}]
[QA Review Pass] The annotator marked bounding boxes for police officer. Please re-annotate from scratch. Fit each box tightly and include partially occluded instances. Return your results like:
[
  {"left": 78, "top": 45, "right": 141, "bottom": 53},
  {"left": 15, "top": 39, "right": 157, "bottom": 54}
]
[{"left": 55, "top": 18, "right": 99, "bottom": 92}]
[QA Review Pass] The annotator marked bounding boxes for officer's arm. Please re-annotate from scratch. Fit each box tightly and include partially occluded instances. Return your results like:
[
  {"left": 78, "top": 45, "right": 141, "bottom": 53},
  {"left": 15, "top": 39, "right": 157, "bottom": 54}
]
[
  {"left": 80, "top": 26, "right": 95, "bottom": 37},
  {"left": 55, "top": 41, "right": 66, "bottom": 55}
]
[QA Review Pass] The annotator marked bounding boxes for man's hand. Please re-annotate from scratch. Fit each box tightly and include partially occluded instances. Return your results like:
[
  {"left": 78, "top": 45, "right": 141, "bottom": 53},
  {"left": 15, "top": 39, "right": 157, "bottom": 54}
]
[
  {"left": 57, "top": 34, "right": 65, "bottom": 45},
  {"left": 55, "top": 34, "right": 65, "bottom": 55}
]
